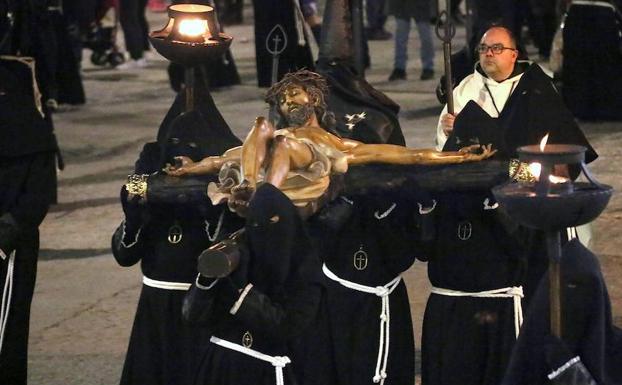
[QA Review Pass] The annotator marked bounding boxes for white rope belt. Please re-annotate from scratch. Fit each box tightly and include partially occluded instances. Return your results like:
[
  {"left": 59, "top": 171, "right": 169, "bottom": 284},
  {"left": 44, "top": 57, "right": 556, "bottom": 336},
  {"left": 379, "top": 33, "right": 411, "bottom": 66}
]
[
  {"left": 322, "top": 264, "right": 402, "bottom": 385},
  {"left": 210, "top": 336, "right": 291, "bottom": 385},
  {"left": 572, "top": 0, "right": 616, "bottom": 10},
  {"left": 0, "top": 251, "right": 16, "bottom": 353},
  {"left": 142, "top": 276, "right": 191, "bottom": 291},
  {"left": 430, "top": 285, "right": 524, "bottom": 338}
]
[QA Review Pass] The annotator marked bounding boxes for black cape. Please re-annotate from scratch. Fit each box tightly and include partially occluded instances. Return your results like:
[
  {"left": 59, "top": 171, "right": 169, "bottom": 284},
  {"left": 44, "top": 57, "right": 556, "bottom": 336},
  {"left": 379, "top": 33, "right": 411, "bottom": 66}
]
[
  {"left": 317, "top": 61, "right": 406, "bottom": 145},
  {"left": 562, "top": 1, "right": 622, "bottom": 121},
  {"left": 502, "top": 239, "right": 622, "bottom": 385},
  {"left": 444, "top": 63, "right": 597, "bottom": 167},
  {"left": 252, "top": 0, "right": 314, "bottom": 87},
  {"left": 183, "top": 184, "right": 324, "bottom": 385}
]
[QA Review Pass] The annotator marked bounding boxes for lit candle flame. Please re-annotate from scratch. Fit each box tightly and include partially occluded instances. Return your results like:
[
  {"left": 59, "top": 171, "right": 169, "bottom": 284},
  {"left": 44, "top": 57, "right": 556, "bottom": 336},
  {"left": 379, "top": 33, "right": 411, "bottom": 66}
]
[
  {"left": 539, "top": 134, "right": 549, "bottom": 151},
  {"left": 549, "top": 175, "right": 568, "bottom": 184},
  {"left": 527, "top": 162, "right": 568, "bottom": 184},
  {"left": 178, "top": 19, "right": 208, "bottom": 37},
  {"left": 528, "top": 162, "right": 541, "bottom": 179}
]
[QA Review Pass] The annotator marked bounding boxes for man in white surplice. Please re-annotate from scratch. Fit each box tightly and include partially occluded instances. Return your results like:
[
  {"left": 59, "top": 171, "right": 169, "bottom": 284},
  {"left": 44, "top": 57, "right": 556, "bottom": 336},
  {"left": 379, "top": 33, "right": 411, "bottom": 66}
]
[{"left": 436, "top": 26, "right": 527, "bottom": 150}]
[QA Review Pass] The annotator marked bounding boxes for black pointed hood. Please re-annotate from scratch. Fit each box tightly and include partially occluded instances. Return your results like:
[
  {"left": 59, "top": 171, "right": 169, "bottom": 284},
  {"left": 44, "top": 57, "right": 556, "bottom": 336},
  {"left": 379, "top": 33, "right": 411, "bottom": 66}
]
[
  {"left": 156, "top": 74, "right": 241, "bottom": 166},
  {"left": 0, "top": 56, "right": 57, "bottom": 157}
]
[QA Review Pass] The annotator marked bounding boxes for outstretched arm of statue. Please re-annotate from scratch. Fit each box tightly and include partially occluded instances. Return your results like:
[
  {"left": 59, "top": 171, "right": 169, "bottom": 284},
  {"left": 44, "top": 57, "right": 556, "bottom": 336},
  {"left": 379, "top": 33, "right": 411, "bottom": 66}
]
[
  {"left": 296, "top": 125, "right": 361, "bottom": 151},
  {"left": 344, "top": 144, "right": 496, "bottom": 165},
  {"left": 165, "top": 146, "right": 242, "bottom": 176}
]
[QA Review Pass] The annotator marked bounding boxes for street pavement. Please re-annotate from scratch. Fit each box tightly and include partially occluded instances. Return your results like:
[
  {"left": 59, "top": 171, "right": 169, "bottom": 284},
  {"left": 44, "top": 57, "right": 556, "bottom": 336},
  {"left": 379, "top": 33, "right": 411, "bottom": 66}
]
[{"left": 27, "top": 7, "right": 622, "bottom": 385}]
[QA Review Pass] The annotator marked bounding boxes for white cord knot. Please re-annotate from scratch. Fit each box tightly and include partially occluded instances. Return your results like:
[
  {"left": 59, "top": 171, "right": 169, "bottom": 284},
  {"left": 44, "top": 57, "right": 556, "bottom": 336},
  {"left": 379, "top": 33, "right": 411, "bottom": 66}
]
[
  {"left": 507, "top": 286, "right": 524, "bottom": 297},
  {"left": 321, "top": 265, "right": 401, "bottom": 385},
  {"left": 375, "top": 286, "right": 389, "bottom": 297},
  {"left": 272, "top": 356, "right": 291, "bottom": 368}
]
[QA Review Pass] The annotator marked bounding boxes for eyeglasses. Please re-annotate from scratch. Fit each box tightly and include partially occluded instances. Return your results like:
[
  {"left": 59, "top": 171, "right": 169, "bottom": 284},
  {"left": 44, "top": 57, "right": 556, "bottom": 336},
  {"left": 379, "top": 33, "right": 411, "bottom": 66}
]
[{"left": 477, "top": 44, "right": 517, "bottom": 55}]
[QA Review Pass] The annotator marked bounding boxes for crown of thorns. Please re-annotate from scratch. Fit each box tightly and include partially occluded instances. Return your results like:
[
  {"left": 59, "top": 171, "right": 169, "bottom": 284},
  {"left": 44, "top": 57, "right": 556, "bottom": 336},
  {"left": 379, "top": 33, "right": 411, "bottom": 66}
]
[{"left": 265, "top": 69, "right": 330, "bottom": 107}]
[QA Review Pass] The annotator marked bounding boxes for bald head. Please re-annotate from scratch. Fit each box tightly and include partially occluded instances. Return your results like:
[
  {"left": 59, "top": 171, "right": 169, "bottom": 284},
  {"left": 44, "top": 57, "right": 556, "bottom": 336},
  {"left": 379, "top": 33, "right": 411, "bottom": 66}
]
[{"left": 478, "top": 27, "right": 519, "bottom": 81}]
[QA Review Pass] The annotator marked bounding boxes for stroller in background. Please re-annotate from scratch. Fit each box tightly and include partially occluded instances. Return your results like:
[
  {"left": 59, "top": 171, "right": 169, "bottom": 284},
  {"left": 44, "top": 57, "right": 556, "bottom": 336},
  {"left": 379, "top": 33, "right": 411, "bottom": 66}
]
[{"left": 83, "top": 0, "right": 124, "bottom": 67}]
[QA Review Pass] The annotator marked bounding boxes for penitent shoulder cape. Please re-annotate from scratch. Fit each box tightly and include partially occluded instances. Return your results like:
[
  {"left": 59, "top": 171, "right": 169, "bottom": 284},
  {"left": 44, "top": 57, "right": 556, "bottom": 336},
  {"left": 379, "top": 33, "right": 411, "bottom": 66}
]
[{"left": 444, "top": 63, "right": 597, "bottom": 164}]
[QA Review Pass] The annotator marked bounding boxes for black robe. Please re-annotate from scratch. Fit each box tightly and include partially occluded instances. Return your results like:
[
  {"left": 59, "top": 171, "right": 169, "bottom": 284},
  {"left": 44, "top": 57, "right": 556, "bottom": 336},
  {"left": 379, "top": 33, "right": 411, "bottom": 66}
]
[
  {"left": 252, "top": 0, "right": 314, "bottom": 87},
  {"left": 304, "top": 191, "right": 427, "bottom": 385},
  {"left": 183, "top": 184, "right": 324, "bottom": 385},
  {"left": 421, "top": 190, "right": 532, "bottom": 385},
  {"left": 111, "top": 85, "right": 244, "bottom": 385},
  {"left": 111, "top": 143, "right": 243, "bottom": 385},
  {"left": 561, "top": 1, "right": 622, "bottom": 121},
  {"left": 0, "top": 54, "right": 58, "bottom": 385},
  {"left": 502, "top": 239, "right": 622, "bottom": 385}
]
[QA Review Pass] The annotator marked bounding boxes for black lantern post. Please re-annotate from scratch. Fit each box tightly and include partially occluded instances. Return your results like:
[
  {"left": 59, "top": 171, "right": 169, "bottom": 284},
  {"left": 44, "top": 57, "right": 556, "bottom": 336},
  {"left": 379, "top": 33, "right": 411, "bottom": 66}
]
[
  {"left": 493, "top": 139, "right": 612, "bottom": 338},
  {"left": 149, "top": 4, "right": 232, "bottom": 111}
]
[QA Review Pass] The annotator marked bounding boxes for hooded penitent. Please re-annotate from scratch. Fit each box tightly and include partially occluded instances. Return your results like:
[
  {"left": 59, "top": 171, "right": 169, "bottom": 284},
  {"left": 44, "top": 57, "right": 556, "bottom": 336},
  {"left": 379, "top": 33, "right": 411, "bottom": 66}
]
[
  {"left": 111, "top": 73, "right": 244, "bottom": 385},
  {"left": 183, "top": 184, "right": 324, "bottom": 385},
  {"left": 502, "top": 239, "right": 622, "bottom": 385},
  {"left": 1, "top": 2, "right": 59, "bottom": 384},
  {"left": 316, "top": 0, "right": 405, "bottom": 145},
  {"left": 252, "top": 0, "right": 314, "bottom": 87}
]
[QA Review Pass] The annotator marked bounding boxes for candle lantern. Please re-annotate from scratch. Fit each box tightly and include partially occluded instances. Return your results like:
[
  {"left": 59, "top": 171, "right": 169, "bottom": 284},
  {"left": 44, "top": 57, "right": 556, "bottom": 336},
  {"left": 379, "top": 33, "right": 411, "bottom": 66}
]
[
  {"left": 149, "top": 4, "right": 232, "bottom": 110},
  {"left": 149, "top": 4, "right": 231, "bottom": 65},
  {"left": 493, "top": 139, "right": 613, "bottom": 339}
]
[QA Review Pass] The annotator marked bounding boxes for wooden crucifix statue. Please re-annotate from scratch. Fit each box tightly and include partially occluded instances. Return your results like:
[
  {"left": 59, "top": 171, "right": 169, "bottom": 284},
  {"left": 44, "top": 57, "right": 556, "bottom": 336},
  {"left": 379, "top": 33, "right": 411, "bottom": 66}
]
[{"left": 165, "top": 70, "right": 495, "bottom": 214}]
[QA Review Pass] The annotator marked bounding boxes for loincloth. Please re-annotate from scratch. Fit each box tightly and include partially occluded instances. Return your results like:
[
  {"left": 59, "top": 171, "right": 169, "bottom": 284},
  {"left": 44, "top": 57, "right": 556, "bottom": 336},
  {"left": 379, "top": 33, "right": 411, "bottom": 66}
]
[{"left": 207, "top": 136, "right": 347, "bottom": 209}]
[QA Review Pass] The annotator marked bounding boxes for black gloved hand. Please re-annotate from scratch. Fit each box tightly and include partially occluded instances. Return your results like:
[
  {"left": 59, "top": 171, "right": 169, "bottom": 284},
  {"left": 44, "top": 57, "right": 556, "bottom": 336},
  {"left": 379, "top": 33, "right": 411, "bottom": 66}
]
[
  {"left": 0, "top": 213, "right": 20, "bottom": 257},
  {"left": 120, "top": 186, "right": 148, "bottom": 228},
  {"left": 311, "top": 196, "right": 354, "bottom": 232}
]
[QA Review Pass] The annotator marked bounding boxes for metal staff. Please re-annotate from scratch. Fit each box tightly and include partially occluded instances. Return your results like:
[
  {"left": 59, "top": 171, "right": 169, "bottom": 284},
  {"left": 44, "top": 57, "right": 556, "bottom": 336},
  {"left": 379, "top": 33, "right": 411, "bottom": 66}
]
[
  {"left": 435, "top": 3, "right": 456, "bottom": 115},
  {"left": 351, "top": 0, "right": 364, "bottom": 76},
  {"left": 266, "top": 24, "right": 288, "bottom": 123}
]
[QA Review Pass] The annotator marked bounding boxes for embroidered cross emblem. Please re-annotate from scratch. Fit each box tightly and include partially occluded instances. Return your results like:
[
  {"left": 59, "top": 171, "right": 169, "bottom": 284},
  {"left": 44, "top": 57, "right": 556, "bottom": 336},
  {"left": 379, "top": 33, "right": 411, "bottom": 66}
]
[
  {"left": 242, "top": 331, "right": 253, "bottom": 348},
  {"left": 345, "top": 112, "right": 367, "bottom": 131},
  {"left": 353, "top": 246, "right": 368, "bottom": 271},
  {"left": 167, "top": 224, "right": 183, "bottom": 244},
  {"left": 457, "top": 221, "right": 472, "bottom": 241}
]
